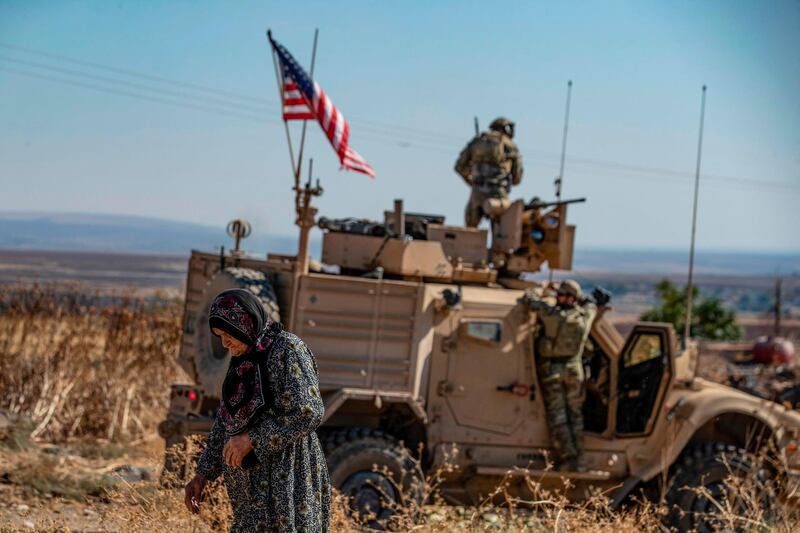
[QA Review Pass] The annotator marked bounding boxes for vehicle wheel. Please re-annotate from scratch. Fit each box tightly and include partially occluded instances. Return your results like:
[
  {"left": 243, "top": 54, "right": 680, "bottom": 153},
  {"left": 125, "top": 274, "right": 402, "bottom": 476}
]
[
  {"left": 665, "top": 442, "right": 772, "bottom": 532},
  {"left": 192, "top": 268, "right": 280, "bottom": 392},
  {"left": 322, "top": 428, "right": 422, "bottom": 530},
  {"left": 776, "top": 384, "right": 800, "bottom": 409}
]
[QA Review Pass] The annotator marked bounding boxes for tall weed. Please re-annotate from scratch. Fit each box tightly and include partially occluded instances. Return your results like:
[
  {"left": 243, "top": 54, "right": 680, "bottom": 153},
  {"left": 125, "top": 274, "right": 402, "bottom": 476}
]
[{"left": 0, "top": 283, "right": 184, "bottom": 443}]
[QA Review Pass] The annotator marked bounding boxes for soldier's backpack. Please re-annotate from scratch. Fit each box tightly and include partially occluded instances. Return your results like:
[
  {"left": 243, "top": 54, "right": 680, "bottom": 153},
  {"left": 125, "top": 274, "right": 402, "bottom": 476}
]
[{"left": 470, "top": 131, "right": 506, "bottom": 166}]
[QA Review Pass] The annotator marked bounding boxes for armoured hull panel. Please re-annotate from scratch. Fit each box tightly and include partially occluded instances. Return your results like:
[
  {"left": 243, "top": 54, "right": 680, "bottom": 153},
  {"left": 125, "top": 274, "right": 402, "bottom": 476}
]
[{"left": 293, "top": 274, "right": 434, "bottom": 396}]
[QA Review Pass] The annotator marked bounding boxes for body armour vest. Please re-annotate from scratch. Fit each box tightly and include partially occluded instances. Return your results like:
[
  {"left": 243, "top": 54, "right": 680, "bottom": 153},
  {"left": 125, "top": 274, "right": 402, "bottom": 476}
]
[
  {"left": 470, "top": 131, "right": 515, "bottom": 184},
  {"left": 536, "top": 304, "right": 597, "bottom": 358}
]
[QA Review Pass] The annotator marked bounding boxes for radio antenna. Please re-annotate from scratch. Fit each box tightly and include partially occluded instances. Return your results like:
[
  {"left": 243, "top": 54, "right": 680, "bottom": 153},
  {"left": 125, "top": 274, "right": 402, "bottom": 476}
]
[
  {"left": 548, "top": 80, "right": 573, "bottom": 284},
  {"left": 295, "top": 28, "right": 319, "bottom": 182},
  {"left": 555, "top": 80, "right": 573, "bottom": 201},
  {"left": 684, "top": 85, "right": 707, "bottom": 343}
]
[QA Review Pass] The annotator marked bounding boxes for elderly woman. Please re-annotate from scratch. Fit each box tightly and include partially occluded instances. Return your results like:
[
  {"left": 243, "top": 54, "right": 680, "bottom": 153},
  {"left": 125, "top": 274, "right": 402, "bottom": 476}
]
[{"left": 184, "top": 289, "right": 331, "bottom": 532}]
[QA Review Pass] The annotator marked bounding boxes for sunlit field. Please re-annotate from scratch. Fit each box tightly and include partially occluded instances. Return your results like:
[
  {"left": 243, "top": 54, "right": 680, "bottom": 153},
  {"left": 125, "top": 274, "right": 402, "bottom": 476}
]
[{"left": 1, "top": 283, "right": 797, "bottom": 531}]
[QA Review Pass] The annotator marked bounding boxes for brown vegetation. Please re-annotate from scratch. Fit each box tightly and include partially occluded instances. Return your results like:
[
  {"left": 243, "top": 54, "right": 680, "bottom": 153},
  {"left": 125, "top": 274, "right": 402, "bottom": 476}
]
[
  {"left": 0, "top": 283, "right": 184, "bottom": 444},
  {"left": 1, "top": 283, "right": 798, "bottom": 531}
]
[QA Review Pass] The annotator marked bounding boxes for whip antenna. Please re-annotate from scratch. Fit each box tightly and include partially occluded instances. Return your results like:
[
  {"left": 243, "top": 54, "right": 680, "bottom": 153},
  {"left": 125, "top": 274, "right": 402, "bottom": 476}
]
[
  {"left": 684, "top": 85, "right": 707, "bottom": 343},
  {"left": 269, "top": 37, "right": 298, "bottom": 187},
  {"left": 295, "top": 28, "right": 319, "bottom": 181},
  {"left": 555, "top": 80, "right": 573, "bottom": 201},
  {"left": 548, "top": 80, "right": 572, "bottom": 284}
]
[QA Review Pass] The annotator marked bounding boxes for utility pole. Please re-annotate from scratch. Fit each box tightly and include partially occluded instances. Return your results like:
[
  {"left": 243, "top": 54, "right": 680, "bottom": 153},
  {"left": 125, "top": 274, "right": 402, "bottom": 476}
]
[
  {"left": 473, "top": 116, "right": 479, "bottom": 136},
  {"left": 684, "top": 85, "right": 707, "bottom": 343}
]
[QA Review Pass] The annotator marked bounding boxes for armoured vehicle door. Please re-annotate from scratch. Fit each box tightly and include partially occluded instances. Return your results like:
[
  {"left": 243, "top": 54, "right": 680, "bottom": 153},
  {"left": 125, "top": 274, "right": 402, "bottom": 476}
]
[
  {"left": 441, "top": 308, "right": 531, "bottom": 436},
  {"left": 615, "top": 323, "right": 675, "bottom": 435}
]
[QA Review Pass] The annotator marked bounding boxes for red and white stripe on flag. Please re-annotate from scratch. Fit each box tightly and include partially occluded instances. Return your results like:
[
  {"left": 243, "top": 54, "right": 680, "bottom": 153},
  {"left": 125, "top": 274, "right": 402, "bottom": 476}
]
[
  {"left": 312, "top": 83, "right": 375, "bottom": 177},
  {"left": 343, "top": 146, "right": 374, "bottom": 177},
  {"left": 273, "top": 38, "right": 375, "bottom": 177},
  {"left": 282, "top": 79, "right": 314, "bottom": 120}
]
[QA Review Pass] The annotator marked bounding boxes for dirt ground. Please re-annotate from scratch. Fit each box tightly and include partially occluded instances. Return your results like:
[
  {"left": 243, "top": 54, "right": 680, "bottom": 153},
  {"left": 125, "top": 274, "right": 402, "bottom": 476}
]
[
  {"left": 0, "top": 436, "right": 190, "bottom": 532},
  {"left": 0, "top": 435, "right": 660, "bottom": 532}
]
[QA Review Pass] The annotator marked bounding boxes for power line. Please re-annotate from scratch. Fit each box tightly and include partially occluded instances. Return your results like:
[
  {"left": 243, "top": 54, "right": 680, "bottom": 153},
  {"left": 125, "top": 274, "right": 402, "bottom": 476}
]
[
  {"left": 0, "top": 57, "right": 460, "bottom": 151},
  {"left": 543, "top": 151, "right": 798, "bottom": 192},
  {"left": 0, "top": 40, "right": 463, "bottom": 143},
  {"left": 0, "top": 66, "right": 272, "bottom": 124},
  {"left": 0, "top": 41, "right": 277, "bottom": 106},
  {"left": 0, "top": 53, "right": 463, "bottom": 149},
  {"left": 561, "top": 158, "right": 799, "bottom": 193},
  {"left": 1, "top": 42, "right": 797, "bottom": 193},
  {"left": 0, "top": 64, "right": 462, "bottom": 157},
  {"left": 0, "top": 55, "right": 278, "bottom": 115},
  {"left": 3, "top": 64, "right": 796, "bottom": 195}
]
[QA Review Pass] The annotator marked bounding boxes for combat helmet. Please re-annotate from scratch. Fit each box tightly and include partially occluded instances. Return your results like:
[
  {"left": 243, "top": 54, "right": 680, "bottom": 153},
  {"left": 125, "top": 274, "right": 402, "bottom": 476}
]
[
  {"left": 489, "top": 117, "right": 515, "bottom": 138},
  {"left": 557, "top": 279, "right": 582, "bottom": 299}
]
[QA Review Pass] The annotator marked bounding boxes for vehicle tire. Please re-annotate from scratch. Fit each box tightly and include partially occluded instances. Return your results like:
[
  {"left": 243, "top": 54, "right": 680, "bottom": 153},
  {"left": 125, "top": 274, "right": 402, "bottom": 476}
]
[
  {"left": 776, "top": 384, "right": 800, "bottom": 409},
  {"left": 665, "top": 442, "right": 772, "bottom": 532},
  {"left": 322, "top": 428, "right": 422, "bottom": 530},
  {"left": 192, "top": 268, "right": 280, "bottom": 392}
]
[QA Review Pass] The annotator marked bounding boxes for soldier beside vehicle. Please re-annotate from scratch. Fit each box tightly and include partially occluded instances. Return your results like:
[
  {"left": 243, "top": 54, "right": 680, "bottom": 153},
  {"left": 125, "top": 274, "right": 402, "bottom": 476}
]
[
  {"left": 456, "top": 119, "right": 608, "bottom": 471},
  {"left": 164, "top": 179, "right": 800, "bottom": 529},
  {"left": 520, "top": 280, "right": 610, "bottom": 472},
  {"left": 455, "top": 117, "right": 523, "bottom": 228}
]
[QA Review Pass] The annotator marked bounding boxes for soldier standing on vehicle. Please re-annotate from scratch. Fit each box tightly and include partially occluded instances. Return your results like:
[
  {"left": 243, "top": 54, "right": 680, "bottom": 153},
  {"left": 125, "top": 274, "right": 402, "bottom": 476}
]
[
  {"left": 454, "top": 117, "right": 523, "bottom": 227},
  {"left": 521, "top": 280, "right": 602, "bottom": 471}
]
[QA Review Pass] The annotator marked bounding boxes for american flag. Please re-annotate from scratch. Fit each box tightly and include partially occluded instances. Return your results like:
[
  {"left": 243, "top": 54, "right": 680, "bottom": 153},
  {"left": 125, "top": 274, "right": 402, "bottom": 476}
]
[{"left": 269, "top": 33, "right": 375, "bottom": 178}]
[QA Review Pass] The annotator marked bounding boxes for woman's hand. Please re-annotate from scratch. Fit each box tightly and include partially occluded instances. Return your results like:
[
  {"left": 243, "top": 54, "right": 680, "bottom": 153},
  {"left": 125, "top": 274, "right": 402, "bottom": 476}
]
[
  {"left": 184, "top": 473, "right": 207, "bottom": 514},
  {"left": 223, "top": 432, "right": 253, "bottom": 468}
]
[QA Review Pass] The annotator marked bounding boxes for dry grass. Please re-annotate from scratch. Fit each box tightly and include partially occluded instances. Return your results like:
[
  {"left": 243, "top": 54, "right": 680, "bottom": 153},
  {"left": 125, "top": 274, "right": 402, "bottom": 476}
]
[
  {"left": 0, "top": 282, "right": 184, "bottom": 444},
  {"left": 330, "top": 444, "right": 670, "bottom": 532},
  {"left": 1, "top": 282, "right": 798, "bottom": 531},
  {"left": 5, "top": 438, "right": 797, "bottom": 532}
]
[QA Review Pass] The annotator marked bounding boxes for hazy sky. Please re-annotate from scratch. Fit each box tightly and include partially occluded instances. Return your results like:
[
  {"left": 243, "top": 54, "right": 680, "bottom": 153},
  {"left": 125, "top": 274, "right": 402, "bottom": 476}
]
[{"left": 1, "top": 1, "right": 798, "bottom": 252}]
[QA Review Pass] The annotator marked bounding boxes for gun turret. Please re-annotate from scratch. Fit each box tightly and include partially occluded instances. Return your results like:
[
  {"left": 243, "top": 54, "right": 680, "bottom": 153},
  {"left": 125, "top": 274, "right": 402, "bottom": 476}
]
[
  {"left": 526, "top": 197, "right": 586, "bottom": 210},
  {"left": 491, "top": 196, "right": 584, "bottom": 277},
  {"left": 318, "top": 195, "right": 583, "bottom": 285}
]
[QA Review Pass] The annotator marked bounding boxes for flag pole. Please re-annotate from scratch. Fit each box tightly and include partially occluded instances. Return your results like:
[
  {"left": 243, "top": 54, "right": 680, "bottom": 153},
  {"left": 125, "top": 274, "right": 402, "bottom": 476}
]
[
  {"left": 295, "top": 28, "right": 319, "bottom": 183},
  {"left": 684, "top": 85, "right": 707, "bottom": 344},
  {"left": 268, "top": 31, "right": 299, "bottom": 195}
]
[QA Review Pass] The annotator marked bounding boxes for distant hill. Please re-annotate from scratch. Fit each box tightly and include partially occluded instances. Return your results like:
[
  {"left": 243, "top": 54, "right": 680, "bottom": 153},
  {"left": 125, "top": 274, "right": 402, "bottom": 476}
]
[
  {"left": 0, "top": 211, "right": 300, "bottom": 256},
  {"left": 0, "top": 211, "right": 797, "bottom": 276}
]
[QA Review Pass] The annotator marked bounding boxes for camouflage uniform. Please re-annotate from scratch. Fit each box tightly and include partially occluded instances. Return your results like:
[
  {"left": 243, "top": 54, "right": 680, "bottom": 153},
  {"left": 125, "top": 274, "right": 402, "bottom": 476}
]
[
  {"left": 522, "top": 281, "right": 596, "bottom": 470},
  {"left": 454, "top": 118, "right": 523, "bottom": 227}
]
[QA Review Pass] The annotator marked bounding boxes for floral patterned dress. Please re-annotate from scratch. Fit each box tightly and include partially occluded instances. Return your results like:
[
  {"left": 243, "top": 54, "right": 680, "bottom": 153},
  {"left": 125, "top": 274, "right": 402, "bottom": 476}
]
[{"left": 196, "top": 331, "right": 331, "bottom": 532}]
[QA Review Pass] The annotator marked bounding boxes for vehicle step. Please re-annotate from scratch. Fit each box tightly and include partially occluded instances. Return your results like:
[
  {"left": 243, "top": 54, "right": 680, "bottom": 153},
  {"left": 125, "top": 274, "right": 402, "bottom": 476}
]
[{"left": 475, "top": 466, "right": 612, "bottom": 481}]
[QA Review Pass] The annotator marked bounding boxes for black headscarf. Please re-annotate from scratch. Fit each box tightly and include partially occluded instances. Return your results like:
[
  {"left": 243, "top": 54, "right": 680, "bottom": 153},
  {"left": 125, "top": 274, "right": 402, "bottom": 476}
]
[
  {"left": 208, "top": 288, "right": 267, "bottom": 346},
  {"left": 209, "top": 289, "right": 283, "bottom": 436}
]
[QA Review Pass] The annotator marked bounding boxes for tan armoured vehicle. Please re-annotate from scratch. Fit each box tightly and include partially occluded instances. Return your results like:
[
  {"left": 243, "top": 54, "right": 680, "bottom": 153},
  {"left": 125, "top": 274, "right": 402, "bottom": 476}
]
[{"left": 160, "top": 182, "right": 800, "bottom": 530}]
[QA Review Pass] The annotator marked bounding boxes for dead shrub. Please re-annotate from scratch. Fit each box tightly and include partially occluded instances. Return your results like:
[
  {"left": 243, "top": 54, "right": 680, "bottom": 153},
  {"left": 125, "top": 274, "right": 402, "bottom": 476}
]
[{"left": 0, "top": 282, "right": 184, "bottom": 444}]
